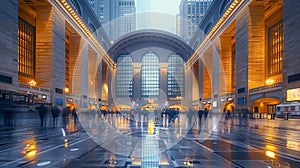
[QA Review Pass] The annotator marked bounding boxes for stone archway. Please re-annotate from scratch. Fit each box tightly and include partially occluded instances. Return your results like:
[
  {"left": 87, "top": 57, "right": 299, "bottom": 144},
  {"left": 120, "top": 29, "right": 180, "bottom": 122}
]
[{"left": 251, "top": 97, "right": 280, "bottom": 113}]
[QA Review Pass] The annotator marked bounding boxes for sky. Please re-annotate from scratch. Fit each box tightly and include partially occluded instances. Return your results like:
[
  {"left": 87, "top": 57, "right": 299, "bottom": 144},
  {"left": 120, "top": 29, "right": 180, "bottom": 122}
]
[
  {"left": 135, "top": 0, "right": 181, "bottom": 15},
  {"left": 135, "top": 0, "right": 181, "bottom": 34}
]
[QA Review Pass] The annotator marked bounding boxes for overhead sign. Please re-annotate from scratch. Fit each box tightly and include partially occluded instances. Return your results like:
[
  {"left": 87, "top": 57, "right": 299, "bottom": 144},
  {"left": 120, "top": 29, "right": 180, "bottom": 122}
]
[{"left": 287, "top": 88, "right": 300, "bottom": 101}]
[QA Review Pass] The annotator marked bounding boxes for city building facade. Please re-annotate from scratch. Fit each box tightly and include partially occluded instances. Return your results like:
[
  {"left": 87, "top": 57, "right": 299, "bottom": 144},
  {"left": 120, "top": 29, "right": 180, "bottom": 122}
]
[
  {"left": 88, "top": 0, "right": 136, "bottom": 40},
  {"left": 178, "top": 0, "right": 213, "bottom": 42},
  {"left": 0, "top": 0, "right": 300, "bottom": 115},
  {"left": 188, "top": 0, "right": 300, "bottom": 113}
]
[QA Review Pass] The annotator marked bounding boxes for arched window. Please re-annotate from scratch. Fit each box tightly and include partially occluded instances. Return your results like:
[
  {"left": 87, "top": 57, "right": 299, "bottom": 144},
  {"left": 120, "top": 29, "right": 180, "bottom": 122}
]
[
  {"left": 220, "top": 0, "right": 230, "bottom": 16},
  {"left": 141, "top": 52, "right": 160, "bottom": 97},
  {"left": 168, "top": 54, "right": 184, "bottom": 97},
  {"left": 204, "top": 22, "right": 212, "bottom": 34},
  {"left": 70, "top": 0, "right": 82, "bottom": 16},
  {"left": 116, "top": 54, "right": 133, "bottom": 97}
]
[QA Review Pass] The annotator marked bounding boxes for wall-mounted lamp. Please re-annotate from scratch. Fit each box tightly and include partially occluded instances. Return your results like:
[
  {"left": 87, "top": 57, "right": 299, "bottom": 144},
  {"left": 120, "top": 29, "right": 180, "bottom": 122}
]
[
  {"left": 42, "top": 95, "right": 47, "bottom": 100},
  {"left": 28, "top": 80, "right": 37, "bottom": 86},
  {"left": 64, "top": 87, "right": 69, "bottom": 93},
  {"left": 266, "top": 79, "right": 275, "bottom": 85}
]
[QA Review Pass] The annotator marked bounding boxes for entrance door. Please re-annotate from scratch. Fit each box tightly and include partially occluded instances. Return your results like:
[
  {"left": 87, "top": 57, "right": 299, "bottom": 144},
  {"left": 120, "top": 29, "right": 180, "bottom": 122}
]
[
  {"left": 267, "top": 105, "right": 276, "bottom": 114},
  {"left": 254, "top": 106, "right": 259, "bottom": 113}
]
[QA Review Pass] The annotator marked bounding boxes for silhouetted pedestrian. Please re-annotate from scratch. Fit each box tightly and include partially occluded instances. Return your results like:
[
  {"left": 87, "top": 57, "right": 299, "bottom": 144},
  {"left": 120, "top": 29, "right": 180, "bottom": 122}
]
[
  {"left": 204, "top": 108, "right": 209, "bottom": 120},
  {"left": 51, "top": 105, "right": 60, "bottom": 126},
  {"left": 62, "top": 107, "right": 69, "bottom": 125},
  {"left": 72, "top": 107, "right": 78, "bottom": 124},
  {"left": 37, "top": 104, "right": 47, "bottom": 127},
  {"left": 198, "top": 109, "right": 203, "bottom": 123},
  {"left": 226, "top": 110, "right": 231, "bottom": 119}
]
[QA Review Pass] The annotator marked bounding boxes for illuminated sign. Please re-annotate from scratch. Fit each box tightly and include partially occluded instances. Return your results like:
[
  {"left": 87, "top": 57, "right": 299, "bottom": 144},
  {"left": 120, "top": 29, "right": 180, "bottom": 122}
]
[
  {"left": 212, "top": 101, "right": 218, "bottom": 108},
  {"left": 287, "top": 88, "right": 300, "bottom": 101}
]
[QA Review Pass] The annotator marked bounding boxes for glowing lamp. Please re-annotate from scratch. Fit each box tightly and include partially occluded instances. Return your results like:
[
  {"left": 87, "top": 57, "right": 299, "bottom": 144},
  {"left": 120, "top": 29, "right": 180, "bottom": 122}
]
[
  {"left": 266, "top": 150, "right": 276, "bottom": 159},
  {"left": 64, "top": 87, "right": 69, "bottom": 93},
  {"left": 266, "top": 79, "right": 275, "bottom": 85},
  {"left": 28, "top": 80, "right": 36, "bottom": 86}
]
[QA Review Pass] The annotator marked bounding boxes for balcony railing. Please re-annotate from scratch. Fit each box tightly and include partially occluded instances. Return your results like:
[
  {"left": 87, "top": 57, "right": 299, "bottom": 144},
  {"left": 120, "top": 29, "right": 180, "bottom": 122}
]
[
  {"left": 249, "top": 82, "right": 283, "bottom": 95},
  {"left": 18, "top": 83, "right": 51, "bottom": 94}
]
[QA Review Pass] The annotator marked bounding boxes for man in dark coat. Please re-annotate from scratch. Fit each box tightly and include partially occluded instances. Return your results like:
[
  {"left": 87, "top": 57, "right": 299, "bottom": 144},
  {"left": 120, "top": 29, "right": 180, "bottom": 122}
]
[
  {"left": 51, "top": 106, "right": 60, "bottom": 126},
  {"left": 37, "top": 104, "right": 47, "bottom": 127}
]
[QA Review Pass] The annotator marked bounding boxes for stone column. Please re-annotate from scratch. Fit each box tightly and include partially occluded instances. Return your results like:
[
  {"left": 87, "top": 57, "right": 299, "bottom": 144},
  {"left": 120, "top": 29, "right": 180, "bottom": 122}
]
[
  {"left": 52, "top": 8, "right": 66, "bottom": 104},
  {"left": 68, "top": 35, "right": 81, "bottom": 94},
  {"left": 248, "top": 4, "right": 265, "bottom": 89},
  {"left": 160, "top": 63, "right": 168, "bottom": 98},
  {"left": 0, "top": 1, "right": 18, "bottom": 90},
  {"left": 108, "top": 65, "right": 115, "bottom": 108},
  {"left": 88, "top": 46, "right": 99, "bottom": 100},
  {"left": 283, "top": 0, "right": 300, "bottom": 94},
  {"left": 80, "top": 44, "right": 89, "bottom": 109},
  {"left": 198, "top": 57, "right": 204, "bottom": 102},
  {"left": 132, "top": 62, "right": 142, "bottom": 100},
  {"left": 36, "top": 6, "right": 65, "bottom": 104},
  {"left": 97, "top": 60, "right": 102, "bottom": 101},
  {"left": 220, "top": 35, "right": 232, "bottom": 94},
  {"left": 212, "top": 41, "right": 220, "bottom": 110},
  {"left": 201, "top": 48, "right": 212, "bottom": 99},
  {"left": 36, "top": 6, "right": 53, "bottom": 89},
  {"left": 235, "top": 8, "right": 249, "bottom": 111}
]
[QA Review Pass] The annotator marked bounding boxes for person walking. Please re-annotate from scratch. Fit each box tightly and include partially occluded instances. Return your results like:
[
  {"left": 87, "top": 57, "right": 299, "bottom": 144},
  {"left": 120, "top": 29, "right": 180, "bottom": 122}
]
[
  {"left": 72, "top": 107, "right": 78, "bottom": 124},
  {"left": 62, "top": 107, "right": 69, "bottom": 125},
  {"left": 204, "top": 108, "right": 209, "bottom": 120},
  {"left": 36, "top": 104, "right": 47, "bottom": 127},
  {"left": 198, "top": 109, "right": 203, "bottom": 123},
  {"left": 51, "top": 105, "right": 60, "bottom": 126}
]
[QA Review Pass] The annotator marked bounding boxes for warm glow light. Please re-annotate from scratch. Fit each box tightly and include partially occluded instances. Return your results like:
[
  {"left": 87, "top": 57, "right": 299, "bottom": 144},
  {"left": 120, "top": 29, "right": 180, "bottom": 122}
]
[
  {"left": 28, "top": 79, "right": 37, "bottom": 86},
  {"left": 64, "top": 87, "right": 69, "bottom": 93},
  {"left": 266, "top": 79, "right": 275, "bottom": 85},
  {"left": 266, "top": 151, "right": 276, "bottom": 159},
  {"left": 287, "top": 88, "right": 300, "bottom": 101},
  {"left": 186, "top": 0, "right": 242, "bottom": 67},
  {"left": 59, "top": 0, "right": 115, "bottom": 67},
  {"left": 148, "top": 120, "right": 154, "bottom": 135},
  {"left": 159, "top": 161, "right": 169, "bottom": 165}
]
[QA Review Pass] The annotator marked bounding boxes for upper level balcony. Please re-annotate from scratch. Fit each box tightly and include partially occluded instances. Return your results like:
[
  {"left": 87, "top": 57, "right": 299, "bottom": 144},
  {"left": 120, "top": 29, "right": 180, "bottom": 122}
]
[{"left": 249, "top": 82, "right": 283, "bottom": 95}]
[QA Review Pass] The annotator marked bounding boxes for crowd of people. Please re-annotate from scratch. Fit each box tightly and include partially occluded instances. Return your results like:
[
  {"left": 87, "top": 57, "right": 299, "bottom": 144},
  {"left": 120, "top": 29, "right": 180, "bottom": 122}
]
[{"left": 35, "top": 104, "right": 78, "bottom": 127}]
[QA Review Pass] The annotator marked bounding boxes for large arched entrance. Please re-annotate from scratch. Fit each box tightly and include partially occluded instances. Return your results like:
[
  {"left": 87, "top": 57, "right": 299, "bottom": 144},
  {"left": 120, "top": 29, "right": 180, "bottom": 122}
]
[
  {"left": 251, "top": 97, "right": 280, "bottom": 114},
  {"left": 222, "top": 102, "right": 235, "bottom": 113}
]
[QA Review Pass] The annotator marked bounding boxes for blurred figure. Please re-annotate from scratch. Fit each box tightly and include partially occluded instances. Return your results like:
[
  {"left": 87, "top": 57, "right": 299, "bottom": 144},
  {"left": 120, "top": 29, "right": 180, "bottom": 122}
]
[
  {"left": 72, "top": 107, "right": 78, "bottom": 124},
  {"left": 51, "top": 105, "right": 60, "bottom": 126},
  {"left": 36, "top": 104, "right": 47, "bottom": 127},
  {"left": 154, "top": 109, "right": 159, "bottom": 122},
  {"left": 204, "top": 108, "right": 209, "bottom": 120},
  {"left": 142, "top": 109, "right": 149, "bottom": 121},
  {"left": 226, "top": 110, "right": 231, "bottom": 119},
  {"left": 129, "top": 109, "right": 135, "bottom": 121},
  {"left": 168, "top": 109, "right": 175, "bottom": 125},
  {"left": 187, "top": 108, "right": 194, "bottom": 124},
  {"left": 62, "top": 106, "right": 69, "bottom": 125},
  {"left": 198, "top": 109, "right": 203, "bottom": 123},
  {"left": 174, "top": 108, "right": 180, "bottom": 123}
]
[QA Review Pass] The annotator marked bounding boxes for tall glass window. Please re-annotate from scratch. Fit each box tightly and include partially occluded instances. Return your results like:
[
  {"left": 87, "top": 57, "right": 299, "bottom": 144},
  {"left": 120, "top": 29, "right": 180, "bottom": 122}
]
[
  {"left": 168, "top": 54, "right": 184, "bottom": 97},
  {"left": 69, "top": 0, "right": 82, "bottom": 16},
  {"left": 268, "top": 21, "right": 283, "bottom": 76},
  {"left": 18, "top": 18, "right": 35, "bottom": 78},
  {"left": 141, "top": 52, "right": 160, "bottom": 97},
  {"left": 116, "top": 54, "right": 133, "bottom": 97}
]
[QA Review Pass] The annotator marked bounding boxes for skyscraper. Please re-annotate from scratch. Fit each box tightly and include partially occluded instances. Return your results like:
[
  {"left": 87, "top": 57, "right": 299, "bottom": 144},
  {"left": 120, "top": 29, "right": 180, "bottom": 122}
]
[
  {"left": 178, "top": 0, "right": 212, "bottom": 42},
  {"left": 88, "top": 0, "right": 136, "bottom": 40}
]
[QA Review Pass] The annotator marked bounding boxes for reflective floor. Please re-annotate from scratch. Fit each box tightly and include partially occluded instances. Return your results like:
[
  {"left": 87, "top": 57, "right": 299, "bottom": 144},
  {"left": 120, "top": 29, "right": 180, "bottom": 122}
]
[{"left": 0, "top": 111, "right": 300, "bottom": 167}]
